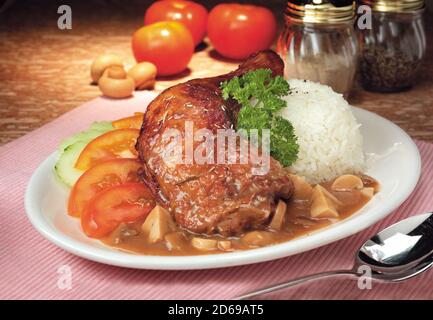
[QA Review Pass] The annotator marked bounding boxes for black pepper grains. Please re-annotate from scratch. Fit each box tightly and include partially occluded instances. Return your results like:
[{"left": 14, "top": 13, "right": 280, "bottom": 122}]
[{"left": 359, "top": 46, "right": 422, "bottom": 92}]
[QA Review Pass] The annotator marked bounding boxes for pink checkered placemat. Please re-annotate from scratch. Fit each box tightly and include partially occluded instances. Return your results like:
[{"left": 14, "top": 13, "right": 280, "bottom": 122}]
[{"left": 1, "top": 91, "right": 432, "bottom": 300}]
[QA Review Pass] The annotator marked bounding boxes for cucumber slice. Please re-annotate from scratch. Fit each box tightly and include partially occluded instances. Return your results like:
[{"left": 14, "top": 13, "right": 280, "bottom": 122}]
[
  {"left": 58, "top": 121, "right": 113, "bottom": 152},
  {"left": 90, "top": 121, "right": 114, "bottom": 132},
  {"left": 55, "top": 121, "right": 114, "bottom": 187},
  {"left": 54, "top": 141, "right": 87, "bottom": 187}
]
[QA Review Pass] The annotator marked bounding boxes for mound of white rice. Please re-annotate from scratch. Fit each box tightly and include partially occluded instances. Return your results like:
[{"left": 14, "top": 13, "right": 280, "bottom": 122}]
[{"left": 278, "top": 79, "right": 365, "bottom": 184}]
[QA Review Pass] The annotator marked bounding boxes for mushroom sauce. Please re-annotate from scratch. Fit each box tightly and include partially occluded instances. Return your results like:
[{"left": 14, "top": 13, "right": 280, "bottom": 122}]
[{"left": 101, "top": 174, "right": 379, "bottom": 255}]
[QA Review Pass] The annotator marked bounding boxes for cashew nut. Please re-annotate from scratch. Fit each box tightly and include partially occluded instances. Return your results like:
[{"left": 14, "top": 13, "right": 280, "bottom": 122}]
[
  {"left": 128, "top": 62, "right": 157, "bottom": 90},
  {"left": 98, "top": 66, "right": 135, "bottom": 99},
  {"left": 90, "top": 54, "right": 124, "bottom": 84}
]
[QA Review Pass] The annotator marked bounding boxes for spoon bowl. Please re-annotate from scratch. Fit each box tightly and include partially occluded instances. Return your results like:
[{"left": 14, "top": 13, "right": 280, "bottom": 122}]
[
  {"left": 237, "top": 212, "right": 433, "bottom": 300},
  {"left": 357, "top": 212, "right": 433, "bottom": 278}
]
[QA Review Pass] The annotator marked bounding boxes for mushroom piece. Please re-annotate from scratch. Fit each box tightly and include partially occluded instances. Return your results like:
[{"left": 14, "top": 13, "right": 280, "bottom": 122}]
[
  {"left": 331, "top": 174, "right": 363, "bottom": 191},
  {"left": 191, "top": 237, "right": 218, "bottom": 251},
  {"left": 269, "top": 200, "right": 287, "bottom": 231},
  {"left": 361, "top": 175, "right": 381, "bottom": 192},
  {"left": 361, "top": 187, "right": 375, "bottom": 199},
  {"left": 237, "top": 206, "right": 271, "bottom": 219},
  {"left": 141, "top": 205, "right": 176, "bottom": 244},
  {"left": 98, "top": 66, "right": 135, "bottom": 99},
  {"left": 241, "top": 231, "right": 274, "bottom": 247},
  {"left": 310, "top": 185, "right": 341, "bottom": 219},
  {"left": 90, "top": 54, "right": 124, "bottom": 84},
  {"left": 289, "top": 174, "right": 313, "bottom": 200},
  {"left": 164, "top": 232, "right": 188, "bottom": 251},
  {"left": 128, "top": 62, "right": 157, "bottom": 90},
  {"left": 217, "top": 240, "right": 233, "bottom": 251}
]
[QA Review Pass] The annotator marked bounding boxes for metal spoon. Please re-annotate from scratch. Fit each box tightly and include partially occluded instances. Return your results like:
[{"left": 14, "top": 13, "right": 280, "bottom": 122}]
[{"left": 236, "top": 212, "right": 433, "bottom": 300}]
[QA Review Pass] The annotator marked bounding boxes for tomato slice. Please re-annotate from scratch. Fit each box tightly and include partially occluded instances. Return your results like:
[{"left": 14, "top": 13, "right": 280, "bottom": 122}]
[
  {"left": 112, "top": 114, "right": 144, "bottom": 129},
  {"left": 81, "top": 183, "right": 155, "bottom": 238},
  {"left": 68, "top": 159, "right": 141, "bottom": 217},
  {"left": 75, "top": 128, "right": 139, "bottom": 170}
]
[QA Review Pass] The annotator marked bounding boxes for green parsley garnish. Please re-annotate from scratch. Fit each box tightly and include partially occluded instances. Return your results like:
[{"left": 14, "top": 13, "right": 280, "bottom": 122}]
[{"left": 221, "top": 69, "right": 299, "bottom": 167}]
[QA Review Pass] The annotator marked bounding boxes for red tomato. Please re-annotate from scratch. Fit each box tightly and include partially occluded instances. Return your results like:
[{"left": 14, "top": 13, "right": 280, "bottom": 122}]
[
  {"left": 144, "top": 0, "right": 208, "bottom": 46},
  {"left": 132, "top": 21, "right": 194, "bottom": 76},
  {"left": 75, "top": 128, "right": 139, "bottom": 171},
  {"left": 207, "top": 4, "right": 277, "bottom": 60},
  {"left": 112, "top": 114, "right": 143, "bottom": 129},
  {"left": 81, "top": 183, "right": 155, "bottom": 238},
  {"left": 68, "top": 159, "right": 141, "bottom": 217}
]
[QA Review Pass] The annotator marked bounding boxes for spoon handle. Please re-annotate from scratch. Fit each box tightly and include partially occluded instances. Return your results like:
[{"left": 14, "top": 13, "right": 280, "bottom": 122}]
[{"left": 236, "top": 269, "right": 358, "bottom": 300}]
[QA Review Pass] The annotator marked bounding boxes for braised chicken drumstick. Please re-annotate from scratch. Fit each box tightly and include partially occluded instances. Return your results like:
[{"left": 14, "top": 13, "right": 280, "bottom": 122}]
[{"left": 136, "top": 50, "right": 293, "bottom": 236}]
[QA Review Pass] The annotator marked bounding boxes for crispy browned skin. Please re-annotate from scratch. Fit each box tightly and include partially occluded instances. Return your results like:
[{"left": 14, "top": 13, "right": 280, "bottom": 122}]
[{"left": 137, "top": 50, "right": 293, "bottom": 236}]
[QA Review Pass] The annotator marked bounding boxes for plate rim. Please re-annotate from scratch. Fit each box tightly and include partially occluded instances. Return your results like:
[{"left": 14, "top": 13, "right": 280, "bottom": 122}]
[{"left": 24, "top": 107, "right": 422, "bottom": 270}]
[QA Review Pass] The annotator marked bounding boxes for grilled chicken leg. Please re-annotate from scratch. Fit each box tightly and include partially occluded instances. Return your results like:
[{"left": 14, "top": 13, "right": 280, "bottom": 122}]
[{"left": 137, "top": 50, "right": 293, "bottom": 236}]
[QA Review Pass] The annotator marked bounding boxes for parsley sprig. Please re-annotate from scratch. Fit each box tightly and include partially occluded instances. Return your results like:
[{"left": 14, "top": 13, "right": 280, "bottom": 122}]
[{"left": 221, "top": 69, "right": 299, "bottom": 167}]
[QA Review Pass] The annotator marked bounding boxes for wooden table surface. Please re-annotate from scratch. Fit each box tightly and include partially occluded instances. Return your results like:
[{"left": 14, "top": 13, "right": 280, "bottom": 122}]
[{"left": 1, "top": 0, "right": 432, "bottom": 145}]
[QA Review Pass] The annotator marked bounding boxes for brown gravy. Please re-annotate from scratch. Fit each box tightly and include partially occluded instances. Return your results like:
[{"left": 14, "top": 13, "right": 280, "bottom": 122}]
[{"left": 101, "top": 175, "right": 379, "bottom": 256}]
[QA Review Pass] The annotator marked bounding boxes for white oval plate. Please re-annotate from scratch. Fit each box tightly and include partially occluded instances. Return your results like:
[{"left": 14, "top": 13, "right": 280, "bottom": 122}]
[{"left": 25, "top": 107, "right": 421, "bottom": 270}]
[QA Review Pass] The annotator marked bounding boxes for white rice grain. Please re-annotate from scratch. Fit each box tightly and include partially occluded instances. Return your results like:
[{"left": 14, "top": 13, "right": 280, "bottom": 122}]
[{"left": 278, "top": 79, "right": 365, "bottom": 184}]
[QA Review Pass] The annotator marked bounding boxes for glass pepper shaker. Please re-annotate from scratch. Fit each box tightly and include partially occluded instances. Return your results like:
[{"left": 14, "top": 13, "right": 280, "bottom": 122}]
[
  {"left": 358, "top": 0, "right": 426, "bottom": 92},
  {"left": 277, "top": 0, "right": 359, "bottom": 98}
]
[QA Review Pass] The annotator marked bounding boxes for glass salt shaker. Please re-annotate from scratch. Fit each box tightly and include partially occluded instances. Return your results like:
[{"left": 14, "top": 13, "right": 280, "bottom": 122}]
[
  {"left": 277, "top": 0, "right": 359, "bottom": 98},
  {"left": 358, "top": 0, "right": 426, "bottom": 92}
]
